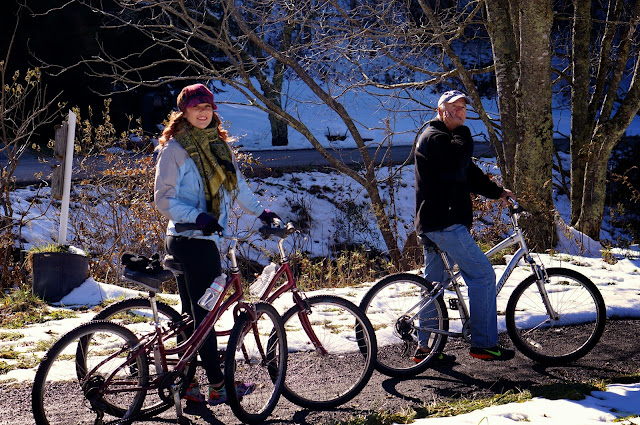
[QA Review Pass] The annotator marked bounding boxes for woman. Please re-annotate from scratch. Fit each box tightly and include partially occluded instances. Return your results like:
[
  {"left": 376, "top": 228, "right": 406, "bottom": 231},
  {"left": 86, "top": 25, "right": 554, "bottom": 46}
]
[{"left": 154, "top": 83, "right": 280, "bottom": 405}]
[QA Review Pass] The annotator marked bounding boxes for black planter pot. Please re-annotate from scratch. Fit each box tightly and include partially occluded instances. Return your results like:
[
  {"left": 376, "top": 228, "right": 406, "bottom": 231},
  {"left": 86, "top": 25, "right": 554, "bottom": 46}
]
[{"left": 31, "top": 252, "right": 90, "bottom": 303}]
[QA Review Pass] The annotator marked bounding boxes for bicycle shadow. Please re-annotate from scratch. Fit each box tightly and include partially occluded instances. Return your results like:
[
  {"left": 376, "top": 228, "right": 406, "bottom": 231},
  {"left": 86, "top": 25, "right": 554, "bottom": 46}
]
[{"left": 379, "top": 360, "right": 542, "bottom": 403}]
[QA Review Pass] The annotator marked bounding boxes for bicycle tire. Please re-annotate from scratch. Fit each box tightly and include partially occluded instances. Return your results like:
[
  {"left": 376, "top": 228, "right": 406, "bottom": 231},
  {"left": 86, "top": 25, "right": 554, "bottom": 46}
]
[
  {"left": 506, "top": 267, "right": 606, "bottom": 364},
  {"left": 92, "top": 297, "right": 196, "bottom": 418},
  {"left": 225, "top": 302, "right": 287, "bottom": 424},
  {"left": 32, "top": 321, "right": 148, "bottom": 425},
  {"left": 93, "top": 297, "right": 189, "bottom": 339},
  {"left": 276, "top": 294, "right": 376, "bottom": 409},
  {"left": 359, "top": 273, "right": 449, "bottom": 378}
]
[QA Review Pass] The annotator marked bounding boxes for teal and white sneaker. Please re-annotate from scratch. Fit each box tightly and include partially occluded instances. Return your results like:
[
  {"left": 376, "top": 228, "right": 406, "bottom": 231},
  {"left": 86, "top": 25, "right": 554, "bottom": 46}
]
[
  {"left": 182, "top": 379, "right": 205, "bottom": 403},
  {"left": 208, "top": 381, "right": 256, "bottom": 406}
]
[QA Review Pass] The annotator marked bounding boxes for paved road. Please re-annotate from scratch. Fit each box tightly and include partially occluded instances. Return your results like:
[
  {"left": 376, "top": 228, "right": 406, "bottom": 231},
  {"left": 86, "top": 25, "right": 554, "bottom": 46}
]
[
  {"left": 2, "top": 141, "right": 495, "bottom": 187},
  {"left": 4, "top": 319, "right": 639, "bottom": 425}
]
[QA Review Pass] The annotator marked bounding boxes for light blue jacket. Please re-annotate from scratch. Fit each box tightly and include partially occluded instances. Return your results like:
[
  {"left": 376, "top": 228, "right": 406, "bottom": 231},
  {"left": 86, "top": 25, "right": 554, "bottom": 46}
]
[{"left": 154, "top": 138, "right": 264, "bottom": 243}]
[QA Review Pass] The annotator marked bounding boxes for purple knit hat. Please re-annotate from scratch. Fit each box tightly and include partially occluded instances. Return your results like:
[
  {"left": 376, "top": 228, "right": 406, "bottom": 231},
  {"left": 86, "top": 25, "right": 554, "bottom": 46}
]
[{"left": 177, "top": 83, "right": 217, "bottom": 112}]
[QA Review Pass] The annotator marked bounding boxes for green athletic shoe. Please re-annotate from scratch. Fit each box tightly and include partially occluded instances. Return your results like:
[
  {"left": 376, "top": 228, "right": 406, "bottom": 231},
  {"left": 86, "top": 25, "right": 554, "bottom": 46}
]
[{"left": 469, "top": 345, "right": 515, "bottom": 361}]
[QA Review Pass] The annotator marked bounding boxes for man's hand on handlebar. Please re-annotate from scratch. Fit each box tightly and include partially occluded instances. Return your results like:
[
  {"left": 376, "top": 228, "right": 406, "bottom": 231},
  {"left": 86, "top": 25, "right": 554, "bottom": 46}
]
[
  {"left": 500, "top": 189, "right": 515, "bottom": 206},
  {"left": 258, "top": 209, "right": 282, "bottom": 227}
]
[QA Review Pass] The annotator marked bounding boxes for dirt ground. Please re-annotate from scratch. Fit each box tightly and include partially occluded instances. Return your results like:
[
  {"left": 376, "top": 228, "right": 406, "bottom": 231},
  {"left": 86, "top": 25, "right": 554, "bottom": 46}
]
[{"left": 3, "top": 318, "right": 639, "bottom": 425}]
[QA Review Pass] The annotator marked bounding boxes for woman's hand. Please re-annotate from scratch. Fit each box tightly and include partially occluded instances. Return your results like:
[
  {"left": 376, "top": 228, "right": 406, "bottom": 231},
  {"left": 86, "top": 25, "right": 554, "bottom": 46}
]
[
  {"left": 258, "top": 209, "right": 281, "bottom": 226},
  {"left": 196, "top": 213, "right": 223, "bottom": 236}
]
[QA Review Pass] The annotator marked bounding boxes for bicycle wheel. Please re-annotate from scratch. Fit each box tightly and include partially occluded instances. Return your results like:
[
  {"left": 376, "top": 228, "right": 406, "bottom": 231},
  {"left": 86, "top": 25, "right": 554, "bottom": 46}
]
[
  {"left": 93, "top": 297, "right": 197, "bottom": 417},
  {"left": 506, "top": 267, "right": 606, "bottom": 364},
  {"left": 225, "top": 302, "right": 287, "bottom": 424},
  {"left": 32, "top": 321, "right": 148, "bottom": 425},
  {"left": 360, "top": 273, "right": 449, "bottom": 378},
  {"left": 277, "top": 294, "right": 376, "bottom": 409},
  {"left": 93, "top": 297, "right": 190, "bottom": 341}
]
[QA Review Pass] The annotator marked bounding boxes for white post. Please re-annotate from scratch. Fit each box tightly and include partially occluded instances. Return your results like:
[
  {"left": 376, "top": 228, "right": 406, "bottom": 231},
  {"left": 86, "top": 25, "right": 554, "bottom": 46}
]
[{"left": 58, "top": 110, "right": 77, "bottom": 245}]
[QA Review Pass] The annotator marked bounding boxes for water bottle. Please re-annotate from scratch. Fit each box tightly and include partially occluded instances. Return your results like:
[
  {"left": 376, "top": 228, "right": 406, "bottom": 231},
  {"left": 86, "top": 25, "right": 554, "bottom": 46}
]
[
  {"left": 249, "top": 263, "right": 277, "bottom": 297},
  {"left": 198, "top": 274, "right": 227, "bottom": 311}
]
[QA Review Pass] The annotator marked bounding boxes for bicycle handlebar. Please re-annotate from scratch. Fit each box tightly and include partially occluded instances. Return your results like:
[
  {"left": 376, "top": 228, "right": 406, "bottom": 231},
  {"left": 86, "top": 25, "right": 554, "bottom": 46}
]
[
  {"left": 174, "top": 222, "right": 200, "bottom": 233},
  {"left": 507, "top": 197, "right": 525, "bottom": 216},
  {"left": 174, "top": 221, "right": 298, "bottom": 240}
]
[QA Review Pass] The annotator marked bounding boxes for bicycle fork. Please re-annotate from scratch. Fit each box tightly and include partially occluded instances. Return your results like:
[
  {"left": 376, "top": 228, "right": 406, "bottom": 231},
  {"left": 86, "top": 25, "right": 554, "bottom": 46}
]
[
  {"left": 531, "top": 264, "right": 560, "bottom": 321},
  {"left": 294, "top": 292, "right": 328, "bottom": 356}
]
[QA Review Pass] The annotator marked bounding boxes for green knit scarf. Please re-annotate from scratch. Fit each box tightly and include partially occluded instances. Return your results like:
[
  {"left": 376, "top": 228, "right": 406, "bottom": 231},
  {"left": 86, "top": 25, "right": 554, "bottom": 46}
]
[{"left": 174, "top": 127, "right": 238, "bottom": 217}]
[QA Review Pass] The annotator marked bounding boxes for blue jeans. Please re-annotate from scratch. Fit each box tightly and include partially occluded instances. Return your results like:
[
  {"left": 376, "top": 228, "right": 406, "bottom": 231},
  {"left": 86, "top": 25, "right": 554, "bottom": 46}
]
[{"left": 418, "top": 224, "right": 498, "bottom": 349}]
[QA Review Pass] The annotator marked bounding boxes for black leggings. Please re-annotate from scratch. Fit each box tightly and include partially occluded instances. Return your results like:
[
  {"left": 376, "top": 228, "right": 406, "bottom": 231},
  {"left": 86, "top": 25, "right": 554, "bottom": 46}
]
[{"left": 166, "top": 235, "right": 224, "bottom": 385}]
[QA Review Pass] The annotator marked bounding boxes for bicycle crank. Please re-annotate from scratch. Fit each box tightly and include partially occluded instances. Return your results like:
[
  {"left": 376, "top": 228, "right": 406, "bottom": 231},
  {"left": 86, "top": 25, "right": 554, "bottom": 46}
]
[
  {"left": 394, "top": 315, "right": 415, "bottom": 342},
  {"left": 158, "top": 371, "right": 186, "bottom": 405},
  {"left": 81, "top": 375, "right": 107, "bottom": 425}
]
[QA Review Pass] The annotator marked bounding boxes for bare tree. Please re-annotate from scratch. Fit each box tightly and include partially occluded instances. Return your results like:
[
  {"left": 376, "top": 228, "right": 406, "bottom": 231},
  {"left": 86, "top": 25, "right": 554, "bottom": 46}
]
[
  {"left": 483, "top": 0, "right": 556, "bottom": 248},
  {"left": 58, "top": 0, "right": 411, "bottom": 266},
  {"left": 568, "top": 0, "right": 640, "bottom": 240},
  {"left": 1, "top": 11, "right": 61, "bottom": 290},
  {"left": 45, "top": 0, "right": 640, "bottom": 258}
]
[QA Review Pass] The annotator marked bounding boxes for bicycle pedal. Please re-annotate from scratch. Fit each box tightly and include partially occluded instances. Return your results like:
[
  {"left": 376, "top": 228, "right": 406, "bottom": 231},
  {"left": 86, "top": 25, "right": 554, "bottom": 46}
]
[{"left": 448, "top": 298, "right": 458, "bottom": 310}]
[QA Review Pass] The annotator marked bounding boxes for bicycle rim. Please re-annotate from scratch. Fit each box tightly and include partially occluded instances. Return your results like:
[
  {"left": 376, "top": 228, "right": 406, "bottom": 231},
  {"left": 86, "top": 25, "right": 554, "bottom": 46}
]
[
  {"left": 225, "top": 302, "right": 287, "bottom": 424},
  {"left": 32, "top": 321, "right": 148, "bottom": 425},
  {"left": 278, "top": 295, "right": 376, "bottom": 409},
  {"left": 360, "top": 273, "right": 448, "bottom": 378},
  {"left": 91, "top": 297, "right": 195, "bottom": 418},
  {"left": 506, "top": 267, "right": 606, "bottom": 364},
  {"left": 93, "top": 297, "right": 190, "bottom": 341}
]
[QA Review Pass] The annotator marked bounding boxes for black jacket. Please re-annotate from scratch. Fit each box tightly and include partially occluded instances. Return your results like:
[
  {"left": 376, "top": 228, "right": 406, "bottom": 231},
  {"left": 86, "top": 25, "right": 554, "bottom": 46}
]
[{"left": 415, "top": 119, "right": 503, "bottom": 235}]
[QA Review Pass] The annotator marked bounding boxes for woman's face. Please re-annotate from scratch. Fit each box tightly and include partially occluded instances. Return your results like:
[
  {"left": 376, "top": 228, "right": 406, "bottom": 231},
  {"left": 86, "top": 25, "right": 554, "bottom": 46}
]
[{"left": 184, "top": 103, "right": 214, "bottom": 129}]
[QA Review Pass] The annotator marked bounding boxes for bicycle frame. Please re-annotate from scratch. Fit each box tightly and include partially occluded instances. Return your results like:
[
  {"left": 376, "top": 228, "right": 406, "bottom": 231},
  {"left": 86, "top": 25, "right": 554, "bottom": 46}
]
[
  {"left": 223, "top": 225, "right": 328, "bottom": 355},
  {"left": 100, "top": 223, "right": 327, "bottom": 411},
  {"left": 407, "top": 201, "right": 557, "bottom": 339},
  {"left": 133, "top": 223, "right": 326, "bottom": 381}
]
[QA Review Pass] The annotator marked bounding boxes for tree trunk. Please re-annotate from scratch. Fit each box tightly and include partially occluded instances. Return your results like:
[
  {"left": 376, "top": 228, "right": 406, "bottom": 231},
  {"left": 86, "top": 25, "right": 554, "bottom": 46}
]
[
  {"left": 514, "top": 0, "right": 556, "bottom": 250},
  {"left": 577, "top": 133, "right": 614, "bottom": 239},
  {"left": 569, "top": 0, "right": 593, "bottom": 226},
  {"left": 484, "top": 0, "right": 520, "bottom": 189}
]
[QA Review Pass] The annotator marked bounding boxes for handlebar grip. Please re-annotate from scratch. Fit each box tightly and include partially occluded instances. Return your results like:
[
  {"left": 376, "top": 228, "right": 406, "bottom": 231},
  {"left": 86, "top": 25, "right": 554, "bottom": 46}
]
[
  {"left": 175, "top": 222, "right": 200, "bottom": 233},
  {"left": 259, "top": 222, "right": 298, "bottom": 239}
]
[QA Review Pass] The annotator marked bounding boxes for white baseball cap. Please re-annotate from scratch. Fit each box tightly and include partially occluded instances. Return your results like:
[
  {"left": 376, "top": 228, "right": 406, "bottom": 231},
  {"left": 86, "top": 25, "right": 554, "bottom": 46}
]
[{"left": 437, "top": 90, "right": 471, "bottom": 107}]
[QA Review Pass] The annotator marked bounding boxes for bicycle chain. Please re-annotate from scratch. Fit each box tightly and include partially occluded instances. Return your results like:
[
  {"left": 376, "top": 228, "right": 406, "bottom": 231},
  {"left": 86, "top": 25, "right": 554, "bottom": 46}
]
[{"left": 100, "top": 401, "right": 173, "bottom": 425}]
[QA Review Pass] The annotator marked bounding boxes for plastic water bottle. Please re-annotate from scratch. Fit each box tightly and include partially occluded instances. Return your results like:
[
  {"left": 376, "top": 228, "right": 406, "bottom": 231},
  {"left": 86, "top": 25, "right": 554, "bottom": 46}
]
[
  {"left": 250, "top": 263, "right": 277, "bottom": 297},
  {"left": 198, "top": 274, "right": 227, "bottom": 311}
]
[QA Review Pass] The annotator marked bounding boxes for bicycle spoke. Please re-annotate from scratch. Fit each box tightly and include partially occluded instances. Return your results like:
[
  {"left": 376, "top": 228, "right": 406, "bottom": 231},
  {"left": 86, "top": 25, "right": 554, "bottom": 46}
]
[
  {"left": 506, "top": 268, "right": 606, "bottom": 364},
  {"left": 226, "top": 302, "right": 286, "bottom": 424},
  {"left": 279, "top": 295, "right": 376, "bottom": 409},
  {"left": 32, "top": 321, "right": 148, "bottom": 425}
]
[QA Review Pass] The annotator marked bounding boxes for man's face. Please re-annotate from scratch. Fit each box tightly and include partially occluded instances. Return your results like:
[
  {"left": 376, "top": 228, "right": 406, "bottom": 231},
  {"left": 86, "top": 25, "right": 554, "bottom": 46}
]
[{"left": 440, "top": 98, "right": 467, "bottom": 125}]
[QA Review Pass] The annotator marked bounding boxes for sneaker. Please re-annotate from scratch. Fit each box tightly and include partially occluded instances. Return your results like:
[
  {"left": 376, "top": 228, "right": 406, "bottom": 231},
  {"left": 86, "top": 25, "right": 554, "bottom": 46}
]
[
  {"left": 469, "top": 345, "right": 515, "bottom": 361},
  {"left": 208, "top": 381, "right": 256, "bottom": 406},
  {"left": 183, "top": 379, "right": 205, "bottom": 403},
  {"left": 412, "top": 346, "right": 456, "bottom": 365}
]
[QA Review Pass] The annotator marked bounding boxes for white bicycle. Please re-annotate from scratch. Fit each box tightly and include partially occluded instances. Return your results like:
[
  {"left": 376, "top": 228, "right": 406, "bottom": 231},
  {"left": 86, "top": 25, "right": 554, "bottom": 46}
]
[{"left": 360, "top": 200, "right": 606, "bottom": 377}]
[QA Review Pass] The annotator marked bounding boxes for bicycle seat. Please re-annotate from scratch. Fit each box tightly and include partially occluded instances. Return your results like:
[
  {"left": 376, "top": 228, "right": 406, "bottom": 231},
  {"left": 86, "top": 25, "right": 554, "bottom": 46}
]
[
  {"left": 162, "top": 255, "right": 183, "bottom": 273},
  {"left": 418, "top": 233, "right": 441, "bottom": 253},
  {"left": 122, "top": 267, "right": 174, "bottom": 293}
]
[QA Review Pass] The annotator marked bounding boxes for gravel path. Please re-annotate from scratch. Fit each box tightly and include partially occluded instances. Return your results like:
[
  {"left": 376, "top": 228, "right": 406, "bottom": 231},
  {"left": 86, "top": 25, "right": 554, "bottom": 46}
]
[{"left": 3, "top": 318, "right": 639, "bottom": 425}]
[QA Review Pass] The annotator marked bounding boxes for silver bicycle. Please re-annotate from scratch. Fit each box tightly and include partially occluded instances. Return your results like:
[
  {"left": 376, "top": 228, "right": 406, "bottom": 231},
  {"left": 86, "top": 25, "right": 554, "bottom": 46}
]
[{"left": 359, "top": 200, "right": 606, "bottom": 377}]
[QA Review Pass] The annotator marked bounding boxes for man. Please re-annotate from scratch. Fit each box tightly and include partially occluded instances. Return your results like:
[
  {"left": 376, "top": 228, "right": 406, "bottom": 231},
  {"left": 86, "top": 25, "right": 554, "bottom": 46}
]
[{"left": 414, "top": 90, "right": 515, "bottom": 362}]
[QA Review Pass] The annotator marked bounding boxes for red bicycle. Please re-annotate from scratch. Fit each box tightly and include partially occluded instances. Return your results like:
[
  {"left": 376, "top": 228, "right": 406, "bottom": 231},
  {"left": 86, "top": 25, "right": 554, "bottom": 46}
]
[
  {"left": 31, "top": 238, "right": 287, "bottom": 425},
  {"left": 91, "top": 222, "right": 377, "bottom": 410}
]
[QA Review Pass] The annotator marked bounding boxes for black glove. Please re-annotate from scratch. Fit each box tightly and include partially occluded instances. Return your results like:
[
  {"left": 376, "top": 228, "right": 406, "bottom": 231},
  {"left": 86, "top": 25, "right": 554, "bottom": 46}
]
[
  {"left": 196, "top": 212, "right": 223, "bottom": 236},
  {"left": 258, "top": 209, "right": 281, "bottom": 226}
]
